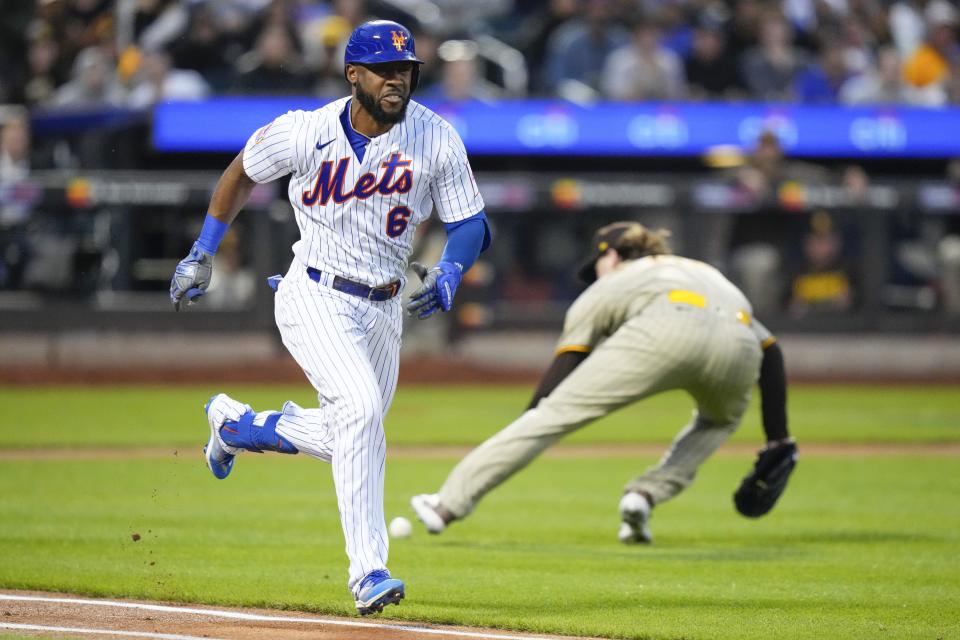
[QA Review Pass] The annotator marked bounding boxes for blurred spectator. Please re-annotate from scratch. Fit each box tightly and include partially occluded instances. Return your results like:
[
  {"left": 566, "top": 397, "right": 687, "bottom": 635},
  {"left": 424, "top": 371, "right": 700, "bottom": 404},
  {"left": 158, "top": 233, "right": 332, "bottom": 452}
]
[
  {"left": 740, "top": 10, "right": 808, "bottom": 101},
  {"left": 782, "top": 0, "right": 818, "bottom": 37},
  {"left": 233, "top": 24, "right": 311, "bottom": 95},
  {"left": 842, "top": 165, "right": 871, "bottom": 204},
  {"left": 733, "top": 130, "right": 830, "bottom": 199},
  {"left": 301, "top": 0, "right": 368, "bottom": 74},
  {"left": 655, "top": 1, "right": 694, "bottom": 57},
  {"left": 21, "top": 27, "right": 69, "bottom": 106},
  {"left": 725, "top": 0, "right": 764, "bottom": 59},
  {"left": 203, "top": 0, "right": 274, "bottom": 34},
  {"left": 889, "top": 0, "right": 929, "bottom": 58},
  {"left": 513, "top": 0, "right": 579, "bottom": 94},
  {"left": 133, "top": 0, "right": 188, "bottom": 52},
  {"left": 723, "top": 131, "right": 835, "bottom": 314},
  {"left": 0, "top": 1, "right": 34, "bottom": 103},
  {"left": 61, "top": 0, "right": 114, "bottom": 63},
  {"left": 419, "top": 41, "right": 499, "bottom": 103},
  {"left": 0, "top": 114, "right": 32, "bottom": 290},
  {"left": 168, "top": 4, "right": 238, "bottom": 91},
  {"left": 127, "top": 49, "right": 210, "bottom": 109},
  {"left": 840, "top": 46, "right": 911, "bottom": 104},
  {"left": 306, "top": 8, "right": 361, "bottom": 96},
  {"left": 684, "top": 16, "right": 745, "bottom": 100},
  {"left": 795, "top": 34, "right": 852, "bottom": 103},
  {"left": 544, "top": 0, "right": 630, "bottom": 99},
  {"left": 849, "top": 0, "right": 892, "bottom": 48},
  {"left": 901, "top": 1, "right": 959, "bottom": 107},
  {"left": 50, "top": 46, "right": 125, "bottom": 108},
  {"left": 601, "top": 15, "right": 686, "bottom": 101},
  {"left": 788, "top": 210, "right": 857, "bottom": 316},
  {"left": 839, "top": 13, "right": 880, "bottom": 77},
  {"left": 420, "top": 0, "right": 513, "bottom": 38}
]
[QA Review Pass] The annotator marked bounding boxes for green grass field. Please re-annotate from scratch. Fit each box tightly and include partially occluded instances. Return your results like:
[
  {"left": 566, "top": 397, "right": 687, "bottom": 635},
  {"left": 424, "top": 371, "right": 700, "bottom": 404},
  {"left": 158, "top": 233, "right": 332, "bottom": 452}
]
[{"left": 1, "top": 383, "right": 958, "bottom": 639}]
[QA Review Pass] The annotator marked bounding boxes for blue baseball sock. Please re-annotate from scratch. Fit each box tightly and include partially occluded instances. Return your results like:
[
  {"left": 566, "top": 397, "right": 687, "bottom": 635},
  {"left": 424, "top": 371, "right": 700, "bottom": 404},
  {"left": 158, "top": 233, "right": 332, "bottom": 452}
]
[{"left": 219, "top": 411, "right": 298, "bottom": 454}]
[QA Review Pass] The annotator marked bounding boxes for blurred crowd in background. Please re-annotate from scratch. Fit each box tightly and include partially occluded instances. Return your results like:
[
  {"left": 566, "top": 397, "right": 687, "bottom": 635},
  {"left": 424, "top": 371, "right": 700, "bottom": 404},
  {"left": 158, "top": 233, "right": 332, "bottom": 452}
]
[
  {"left": 1, "top": 0, "right": 959, "bottom": 325},
  {"left": 0, "top": 0, "right": 958, "bottom": 108}
]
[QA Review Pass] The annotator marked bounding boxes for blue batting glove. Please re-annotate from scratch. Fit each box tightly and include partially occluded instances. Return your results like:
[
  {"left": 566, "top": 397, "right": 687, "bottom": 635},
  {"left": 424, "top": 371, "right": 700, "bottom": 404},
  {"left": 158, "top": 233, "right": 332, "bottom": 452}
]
[
  {"left": 170, "top": 242, "right": 214, "bottom": 311},
  {"left": 406, "top": 261, "right": 462, "bottom": 319}
]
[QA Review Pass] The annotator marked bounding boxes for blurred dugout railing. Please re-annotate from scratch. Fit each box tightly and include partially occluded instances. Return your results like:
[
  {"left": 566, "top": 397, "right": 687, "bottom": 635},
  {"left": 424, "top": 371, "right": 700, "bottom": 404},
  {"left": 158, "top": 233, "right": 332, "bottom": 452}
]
[{"left": 1, "top": 170, "right": 958, "bottom": 336}]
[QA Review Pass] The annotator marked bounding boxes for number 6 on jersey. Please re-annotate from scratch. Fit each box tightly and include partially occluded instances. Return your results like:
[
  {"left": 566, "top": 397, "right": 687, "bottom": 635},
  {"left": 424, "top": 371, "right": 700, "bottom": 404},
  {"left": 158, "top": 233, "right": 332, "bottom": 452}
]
[{"left": 386, "top": 206, "right": 412, "bottom": 238}]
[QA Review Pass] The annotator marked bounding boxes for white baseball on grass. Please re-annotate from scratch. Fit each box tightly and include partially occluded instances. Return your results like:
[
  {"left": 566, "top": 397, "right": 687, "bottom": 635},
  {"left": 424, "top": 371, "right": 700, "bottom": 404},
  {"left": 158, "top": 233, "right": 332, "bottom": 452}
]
[{"left": 389, "top": 516, "right": 412, "bottom": 539}]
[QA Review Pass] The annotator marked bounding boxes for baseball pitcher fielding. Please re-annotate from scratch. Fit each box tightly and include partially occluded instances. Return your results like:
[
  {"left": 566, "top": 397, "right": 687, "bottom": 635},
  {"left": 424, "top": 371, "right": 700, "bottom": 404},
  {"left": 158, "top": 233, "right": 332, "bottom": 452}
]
[{"left": 411, "top": 222, "right": 797, "bottom": 543}]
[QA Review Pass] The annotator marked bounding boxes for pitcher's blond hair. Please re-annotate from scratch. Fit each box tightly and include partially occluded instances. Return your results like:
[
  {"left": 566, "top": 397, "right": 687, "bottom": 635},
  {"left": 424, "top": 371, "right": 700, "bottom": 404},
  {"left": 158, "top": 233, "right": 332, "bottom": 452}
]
[{"left": 600, "top": 222, "right": 673, "bottom": 260}]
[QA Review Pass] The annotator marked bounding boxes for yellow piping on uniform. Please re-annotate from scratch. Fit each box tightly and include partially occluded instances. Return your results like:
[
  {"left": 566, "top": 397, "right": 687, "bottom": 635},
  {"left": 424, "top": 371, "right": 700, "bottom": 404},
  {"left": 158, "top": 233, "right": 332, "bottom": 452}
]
[
  {"left": 668, "top": 290, "right": 706, "bottom": 308},
  {"left": 761, "top": 336, "right": 778, "bottom": 349},
  {"left": 556, "top": 345, "right": 591, "bottom": 355}
]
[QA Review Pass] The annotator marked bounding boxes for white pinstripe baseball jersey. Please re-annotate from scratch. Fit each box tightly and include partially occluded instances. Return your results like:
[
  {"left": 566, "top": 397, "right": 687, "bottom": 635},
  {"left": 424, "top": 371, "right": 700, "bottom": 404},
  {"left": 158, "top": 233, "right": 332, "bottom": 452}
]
[
  {"left": 242, "top": 97, "right": 484, "bottom": 285},
  {"left": 233, "top": 95, "right": 484, "bottom": 594}
]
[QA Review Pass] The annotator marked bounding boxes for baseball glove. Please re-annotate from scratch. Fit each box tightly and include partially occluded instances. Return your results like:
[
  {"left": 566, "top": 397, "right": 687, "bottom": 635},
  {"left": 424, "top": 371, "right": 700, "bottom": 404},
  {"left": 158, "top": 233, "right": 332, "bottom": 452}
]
[{"left": 734, "top": 440, "right": 798, "bottom": 518}]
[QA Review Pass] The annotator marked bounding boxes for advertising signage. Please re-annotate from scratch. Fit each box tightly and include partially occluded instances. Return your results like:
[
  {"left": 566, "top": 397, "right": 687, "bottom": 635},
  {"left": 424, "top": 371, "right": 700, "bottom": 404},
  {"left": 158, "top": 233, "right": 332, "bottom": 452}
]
[{"left": 153, "top": 98, "right": 960, "bottom": 158}]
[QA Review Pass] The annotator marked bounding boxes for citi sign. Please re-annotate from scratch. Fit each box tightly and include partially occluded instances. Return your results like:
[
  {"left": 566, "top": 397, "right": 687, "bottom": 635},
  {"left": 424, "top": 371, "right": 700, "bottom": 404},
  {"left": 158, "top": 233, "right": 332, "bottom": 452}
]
[
  {"left": 628, "top": 114, "right": 689, "bottom": 149},
  {"left": 849, "top": 116, "right": 907, "bottom": 151}
]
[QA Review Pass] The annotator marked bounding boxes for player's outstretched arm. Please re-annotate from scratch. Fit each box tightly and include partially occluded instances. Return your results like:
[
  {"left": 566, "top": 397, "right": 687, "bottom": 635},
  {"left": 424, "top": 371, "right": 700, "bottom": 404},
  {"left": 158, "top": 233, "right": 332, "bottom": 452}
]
[
  {"left": 733, "top": 339, "right": 798, "bottom": 518},
  {"left": 169, "top": 151, "right": 256, "bottom": 310},
  {"left": 525, "top": 351, "right": 589, "bottom": 410},
  {"left": 757, "top": 341, "right": 789, "bottom": 444}
]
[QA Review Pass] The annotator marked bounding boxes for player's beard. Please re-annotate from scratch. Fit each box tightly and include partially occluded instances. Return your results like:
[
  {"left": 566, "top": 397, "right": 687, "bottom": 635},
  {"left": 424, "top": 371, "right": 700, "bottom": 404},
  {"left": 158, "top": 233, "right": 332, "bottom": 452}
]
[{"left": 355, "top": 84, "right": 409, "bottom": 125}]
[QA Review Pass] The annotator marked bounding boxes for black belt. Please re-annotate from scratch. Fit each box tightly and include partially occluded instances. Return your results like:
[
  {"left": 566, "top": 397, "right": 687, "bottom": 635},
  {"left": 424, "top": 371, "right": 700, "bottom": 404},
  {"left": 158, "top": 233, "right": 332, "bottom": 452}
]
[{"left": 306, "top": 267, "right": 400, "bottom": 301}]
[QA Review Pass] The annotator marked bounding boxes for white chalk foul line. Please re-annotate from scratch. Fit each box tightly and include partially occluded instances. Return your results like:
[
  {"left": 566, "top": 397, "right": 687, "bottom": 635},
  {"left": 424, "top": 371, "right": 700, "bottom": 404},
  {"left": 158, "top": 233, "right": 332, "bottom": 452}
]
[
  {"left": 0, "top": 594, "right": 560, "bottom": 640},
  {"left": 0, "top": 622, "right": 218, "bottom": 640}
]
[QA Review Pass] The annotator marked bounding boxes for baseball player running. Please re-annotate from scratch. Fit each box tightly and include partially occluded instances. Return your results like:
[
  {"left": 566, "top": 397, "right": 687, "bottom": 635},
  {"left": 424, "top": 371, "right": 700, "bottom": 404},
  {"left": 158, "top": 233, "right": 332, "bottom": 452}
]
[
  {"left": 169, "top": 20, "right": 490, "bottom": 614},
  {"left": 411, "top": 222, "right": 797, "bottom": 543}
]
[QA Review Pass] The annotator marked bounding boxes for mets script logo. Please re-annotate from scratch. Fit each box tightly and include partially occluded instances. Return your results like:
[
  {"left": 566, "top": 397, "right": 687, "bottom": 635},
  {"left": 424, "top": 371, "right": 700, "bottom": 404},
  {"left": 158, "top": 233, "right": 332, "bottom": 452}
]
[
  {"left": 391, "top": 31, "right": 407, "bottom": 51},
  {"left": 301, "top": 152, "right": 413, "bottom": 207},
  {"left": 253, "top": 122, "right": 273, "bottom": 145}
]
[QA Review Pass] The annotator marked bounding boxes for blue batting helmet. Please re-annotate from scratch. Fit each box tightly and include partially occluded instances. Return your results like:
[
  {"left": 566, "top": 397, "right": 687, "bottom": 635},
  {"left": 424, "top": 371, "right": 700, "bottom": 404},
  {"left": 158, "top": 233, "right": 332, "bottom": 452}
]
[
  {"left": 344, "top": 20, "right": 423, "bottom": 93},
  {"left": 344, "top": 20, "right": 423, "bottom": 66}
]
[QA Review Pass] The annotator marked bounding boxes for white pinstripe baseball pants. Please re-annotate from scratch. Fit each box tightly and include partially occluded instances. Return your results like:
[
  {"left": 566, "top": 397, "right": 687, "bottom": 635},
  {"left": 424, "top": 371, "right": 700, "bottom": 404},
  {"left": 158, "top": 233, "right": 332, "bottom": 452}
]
[{"left": 271, "top": 265, "right": 402, "bottom": 592}]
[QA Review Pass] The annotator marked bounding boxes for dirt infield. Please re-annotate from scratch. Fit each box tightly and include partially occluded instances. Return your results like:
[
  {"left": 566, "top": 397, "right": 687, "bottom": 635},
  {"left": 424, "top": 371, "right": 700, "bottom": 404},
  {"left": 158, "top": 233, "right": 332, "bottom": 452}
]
[{"left": 0, "top": 591, "right": 602, "bottom": 640}]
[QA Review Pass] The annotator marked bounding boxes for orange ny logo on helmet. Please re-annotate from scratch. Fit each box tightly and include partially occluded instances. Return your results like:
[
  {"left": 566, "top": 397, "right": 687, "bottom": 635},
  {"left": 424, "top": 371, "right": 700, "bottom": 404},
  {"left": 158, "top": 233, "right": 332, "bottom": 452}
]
[{"left": 391, "top": 30, "right": 407, "bottom": 51}]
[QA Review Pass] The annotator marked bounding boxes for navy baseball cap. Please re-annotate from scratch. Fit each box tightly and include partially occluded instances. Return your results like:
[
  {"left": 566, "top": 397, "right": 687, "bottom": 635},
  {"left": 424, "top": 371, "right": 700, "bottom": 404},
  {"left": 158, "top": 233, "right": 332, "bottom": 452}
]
[{"left": 576, "top": 222, "right": 641, "bottom": 284}]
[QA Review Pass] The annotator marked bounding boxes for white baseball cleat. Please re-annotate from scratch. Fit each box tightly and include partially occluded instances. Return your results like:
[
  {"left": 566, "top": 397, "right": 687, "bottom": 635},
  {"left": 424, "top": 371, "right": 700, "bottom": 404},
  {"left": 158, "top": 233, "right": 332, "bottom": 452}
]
[
  {"left": 410, "top": 494, "right": 447, "bottom": 534},
  {"left": 618, "top": 491, "right": 653, "bottom": 544},
  {"left": 203, "top": 393, "right": 251, "bottom": 480}
]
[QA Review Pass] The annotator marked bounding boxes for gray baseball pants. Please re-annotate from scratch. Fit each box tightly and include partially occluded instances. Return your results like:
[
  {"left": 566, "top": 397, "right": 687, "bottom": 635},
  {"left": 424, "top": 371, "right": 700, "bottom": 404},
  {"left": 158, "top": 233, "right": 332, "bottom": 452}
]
[{"left": 437, "top": 306, "right": 763, "bottom": 517}]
